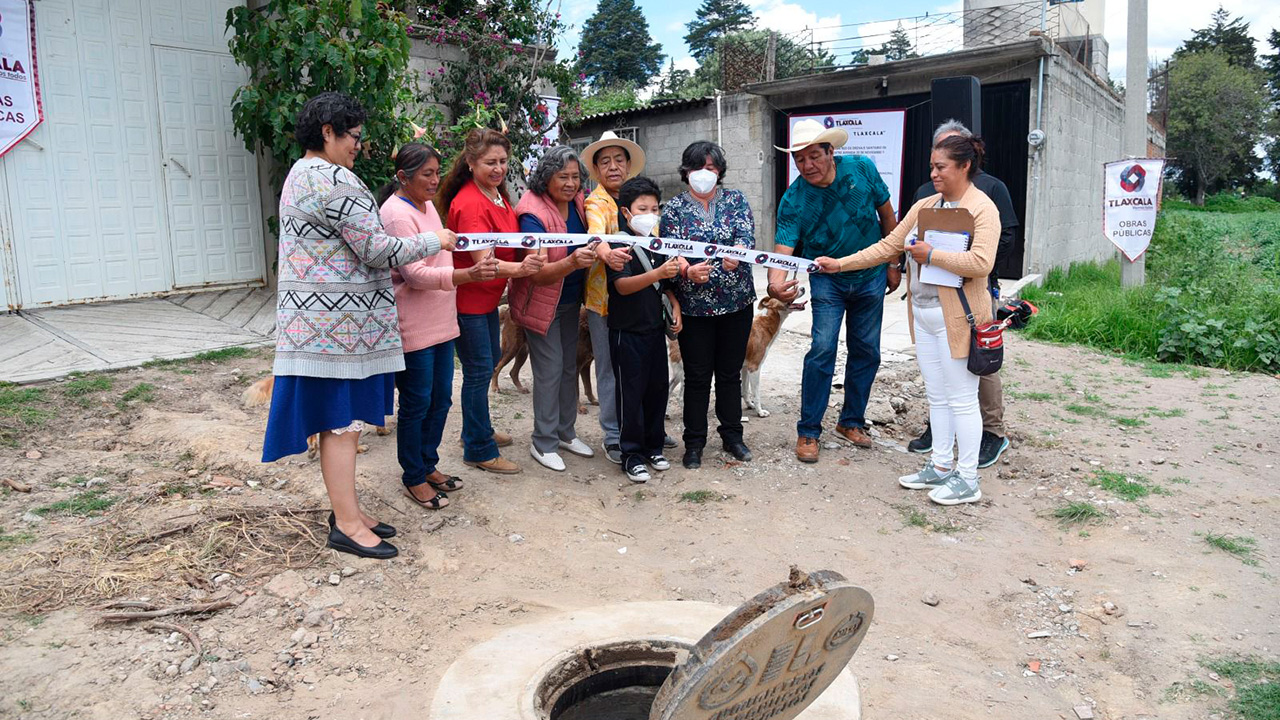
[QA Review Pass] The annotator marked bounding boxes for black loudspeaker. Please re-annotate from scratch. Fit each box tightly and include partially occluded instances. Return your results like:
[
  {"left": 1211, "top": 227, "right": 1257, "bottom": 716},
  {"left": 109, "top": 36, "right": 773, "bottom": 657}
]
[{"left": 931, "top": 76, "right": 982, "bottom": 137}]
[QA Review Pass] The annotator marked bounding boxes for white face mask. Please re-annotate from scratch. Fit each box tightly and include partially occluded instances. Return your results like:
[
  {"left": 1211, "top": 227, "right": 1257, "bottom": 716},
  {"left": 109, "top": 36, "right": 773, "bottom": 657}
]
[
  {"left": 689, "top": 168, "right": 718, "bottom": 195},
  {"left": 629, "top": 213, "right": 660, "bottom": 237}
]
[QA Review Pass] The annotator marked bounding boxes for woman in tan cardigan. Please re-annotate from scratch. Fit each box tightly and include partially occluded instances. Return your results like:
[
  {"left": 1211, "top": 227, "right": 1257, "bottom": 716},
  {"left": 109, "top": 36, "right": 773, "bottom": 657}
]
[{"left": 814, "top": 135, "right": 997, "bottom": 505}]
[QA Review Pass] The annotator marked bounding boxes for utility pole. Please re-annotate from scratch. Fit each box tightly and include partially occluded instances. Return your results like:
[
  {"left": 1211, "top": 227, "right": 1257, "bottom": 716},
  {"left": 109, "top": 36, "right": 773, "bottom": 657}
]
[{"left": 1121, "top": 0, "right": 1148, "bottom": 287}]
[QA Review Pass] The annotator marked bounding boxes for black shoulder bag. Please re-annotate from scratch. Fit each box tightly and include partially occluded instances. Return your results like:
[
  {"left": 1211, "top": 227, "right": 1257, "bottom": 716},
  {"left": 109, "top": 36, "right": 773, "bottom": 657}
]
[
  {"left": 954, "top": 282, "right": 1004, "bottom": 376},
  {"left": 633, "top": 246, "right": 678, "bottom": 340}
]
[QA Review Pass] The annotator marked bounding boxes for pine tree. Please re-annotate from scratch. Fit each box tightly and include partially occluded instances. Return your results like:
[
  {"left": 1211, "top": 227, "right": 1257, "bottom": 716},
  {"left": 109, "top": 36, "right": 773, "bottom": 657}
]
[
  {"left": 1175, "top": 6, "right": 1257, "bottom": 69},
  {"left": 1262, "top": 29, "right": 1280, "bottom": 176},
  {"left": 685, "top": 0, "right": 755, "bottom": 60},
  {"left": 577, "top": 0, "right": 664, "bottom": 89},
  {"left": 880, "top": 23, "right": 918, "bottom": 62}
]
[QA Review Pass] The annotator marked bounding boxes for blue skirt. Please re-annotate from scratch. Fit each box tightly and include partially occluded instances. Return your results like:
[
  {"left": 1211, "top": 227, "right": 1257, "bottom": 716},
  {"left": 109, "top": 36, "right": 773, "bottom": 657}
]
[{"left": 261, "top": 374, "right": 396, "bottom": 462}]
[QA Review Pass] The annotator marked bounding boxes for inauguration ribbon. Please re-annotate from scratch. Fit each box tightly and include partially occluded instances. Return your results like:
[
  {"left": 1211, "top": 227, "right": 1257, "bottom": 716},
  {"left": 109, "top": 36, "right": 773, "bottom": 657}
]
[{"left": 452, "top": 233, "right": 821, "bottom": 274}]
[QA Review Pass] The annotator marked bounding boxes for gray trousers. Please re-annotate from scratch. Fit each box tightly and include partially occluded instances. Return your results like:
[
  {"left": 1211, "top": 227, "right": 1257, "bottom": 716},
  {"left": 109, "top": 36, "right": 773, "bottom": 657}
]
[
  {"left": 587, "top": 309, "right": 620, "bottom": 446},
  {"left": 528, "top": 303, "right": 583, "bottom": 453}
]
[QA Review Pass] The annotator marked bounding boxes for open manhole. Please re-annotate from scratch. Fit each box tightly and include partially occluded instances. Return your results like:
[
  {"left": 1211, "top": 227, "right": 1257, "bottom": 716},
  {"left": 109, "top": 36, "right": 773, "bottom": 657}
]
[{"left": 430, "top": 568, "right": 872, "bottom": 720}]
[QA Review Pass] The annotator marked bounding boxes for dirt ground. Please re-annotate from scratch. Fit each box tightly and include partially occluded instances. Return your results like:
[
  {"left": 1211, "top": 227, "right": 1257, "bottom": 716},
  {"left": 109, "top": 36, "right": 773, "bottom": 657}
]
[{"left": 0, "top": 327, "right": 1276, "bottom": 720}]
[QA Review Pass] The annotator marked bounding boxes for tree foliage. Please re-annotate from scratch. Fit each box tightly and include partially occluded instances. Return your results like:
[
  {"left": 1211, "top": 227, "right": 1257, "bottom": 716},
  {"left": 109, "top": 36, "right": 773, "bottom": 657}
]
[
  {"left": 226, "top": 0, "right": 417, "bottom": 194},
  {"left": 411, "top": 1, "right": 581, "bottom": 171},
  {"left": 685, "top": 0, "right": 754, "bottom": 61},
  {"left": 851, "top": 23, "right": 919, "bottom": 64},
  {"left": 1262, "top": 29, "right": 1280, "bottom": 176},
  {"left": 1174, "top": 6, "right": 1257, "bottom": 69},
  {"left": 655, "top": 30, "right": 836, "bottom": 97},
  {"left": 1166, "top": 51, "right": 1267, "bottom": 204},
  {"left": 577, "top": 0, "right": 664, "bottom": 89}
]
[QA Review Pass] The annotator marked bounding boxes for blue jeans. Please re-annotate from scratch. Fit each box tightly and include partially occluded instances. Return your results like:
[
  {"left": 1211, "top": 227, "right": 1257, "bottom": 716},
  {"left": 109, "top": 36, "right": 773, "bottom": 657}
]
[
  {"left": 798, "top": 269, "right": 886, "bottom": 439},
  {"left": 395, "top": 342, "right": 455, "bottom": 487},
  {"left": 455, "top": 311, "right": 500, "bottom": 463}
]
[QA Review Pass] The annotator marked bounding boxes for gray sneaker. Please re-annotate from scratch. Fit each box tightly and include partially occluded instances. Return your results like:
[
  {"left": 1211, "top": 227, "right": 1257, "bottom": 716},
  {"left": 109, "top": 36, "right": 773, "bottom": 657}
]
[
  {"left": 898, "top": 461, "right": 954, "bottom": 490},
  {"left": 928, "top": 474, "right": 982, "bottom": 506},
  {"left": 603, "top": 443, "right": 622, "bottom": 465}
]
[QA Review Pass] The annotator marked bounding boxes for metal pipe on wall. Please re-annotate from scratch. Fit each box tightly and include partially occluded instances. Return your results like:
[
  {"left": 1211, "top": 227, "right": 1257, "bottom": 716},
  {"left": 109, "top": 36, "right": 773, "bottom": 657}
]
[{"left": 716, "top": 90, "right": 723, "bottom": 145}]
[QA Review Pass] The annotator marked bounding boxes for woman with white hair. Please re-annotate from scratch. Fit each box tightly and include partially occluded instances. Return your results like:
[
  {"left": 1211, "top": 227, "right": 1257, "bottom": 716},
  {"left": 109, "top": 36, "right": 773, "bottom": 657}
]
[{"left": 511, "top": 146, "right": 599, "bottom": 471}]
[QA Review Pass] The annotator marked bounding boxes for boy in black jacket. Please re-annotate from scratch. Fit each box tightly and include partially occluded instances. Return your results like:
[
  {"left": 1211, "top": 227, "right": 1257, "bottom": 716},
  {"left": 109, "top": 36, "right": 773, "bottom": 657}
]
[{"left": 606, "top": 177, "right": 683, "bottom": 483}]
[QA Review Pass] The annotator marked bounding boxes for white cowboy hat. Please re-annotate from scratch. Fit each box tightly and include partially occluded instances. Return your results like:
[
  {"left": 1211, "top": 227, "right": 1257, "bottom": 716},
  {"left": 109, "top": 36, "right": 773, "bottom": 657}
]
[
  {"left": 582, "top": 130, "right": 646, "bottom": 183},
  {"left": 775, "top": 118, "right": 849, "bottom": 153}
]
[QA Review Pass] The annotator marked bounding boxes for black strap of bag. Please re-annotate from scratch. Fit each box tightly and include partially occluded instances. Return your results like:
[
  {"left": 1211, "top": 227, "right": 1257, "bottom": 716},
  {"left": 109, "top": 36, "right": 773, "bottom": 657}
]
[
  {"left": 953, "top": 281, "right": 1004, "bottom": 376},
  {"left": 633, "top": 245, "right": 678, "bottom": 340}
]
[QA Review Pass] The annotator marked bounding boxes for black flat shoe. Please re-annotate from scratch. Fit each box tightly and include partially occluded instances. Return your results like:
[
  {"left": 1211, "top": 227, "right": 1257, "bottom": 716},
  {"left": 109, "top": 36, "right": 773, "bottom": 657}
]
[
  {"left": 723, "top": 442, "right": 753, "bottom": 462},
  {"left": 683, "top": 448, "right": 703, "bottom": 469},
  {"left": 327, "top": 526, "right": 398, "bottom": 560},
  {"left": 329, "top": 511, "right": 396, "bottom": 539}
]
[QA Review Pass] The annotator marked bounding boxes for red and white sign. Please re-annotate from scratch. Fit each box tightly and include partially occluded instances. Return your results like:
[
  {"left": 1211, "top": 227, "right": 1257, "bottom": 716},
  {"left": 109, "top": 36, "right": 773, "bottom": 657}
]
[
  {"left": 1103, "top": 158, "right": 1166, "bottom": 261},
  {"left": 0, "top": 0, "right": 41, "bottom": 159}
]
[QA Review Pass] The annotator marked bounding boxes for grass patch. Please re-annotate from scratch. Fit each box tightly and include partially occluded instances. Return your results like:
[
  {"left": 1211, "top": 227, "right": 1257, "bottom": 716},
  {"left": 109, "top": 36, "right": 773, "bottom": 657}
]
[
  {"left": 0, "top": 528, "right": 35, "bottom": 551},
  {"left": 1170, "top": 476, "right": 1192, "bottom": 485},
  {"left": 1089, "top": 469, "right": 1168, "bottom": 501},
  {"left": 1010, "top": 390, "right": 1058, "bottom": 401},
  {"left": 1115, "top": 415, "right": 1148, "bottom": 428},
  {"left": 679, "top": 490, "right": 726, "bottom": 504},
  {"left": 1051, "top": 501, "right": 1107, "bottom": 527},
  {"left": 1202, "top": 532, "right": 1260, "bottom": 566},
  {"left": 1020, "top": 210, "right": 1280, "bottom": 374},
  {"left": 1064, "top": 402, "right": 1109, "bottom": 417},
  {"left": 1146, "top": 407, "right": 1187, "bottom": 418},
  {"left": 1199, "top": 656, "right": 1280, "bottom": 720},
  {"left": 143, "top": 346, "right": 253, "bottom": 369},
  {"left": 117, "top": 382, "right": 157, "bottom": 410},
  {"left": 896, "top": 505, "right": 963, "bottom": 534},
  {"left": 32, "top": 489, "right": 117, "bottom": 517},
  {"left": 0, "top": 386, "right": 54, "bottom": 442},
  {"left": 61, "top": 374, "right": 113, "bottom": 397}
]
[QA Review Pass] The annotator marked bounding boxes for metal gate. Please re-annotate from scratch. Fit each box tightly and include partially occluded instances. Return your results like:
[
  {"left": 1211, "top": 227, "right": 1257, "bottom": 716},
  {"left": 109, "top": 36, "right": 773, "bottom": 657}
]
[{"left": 774, "top": 80, "right": 1031, "bottom": 279}]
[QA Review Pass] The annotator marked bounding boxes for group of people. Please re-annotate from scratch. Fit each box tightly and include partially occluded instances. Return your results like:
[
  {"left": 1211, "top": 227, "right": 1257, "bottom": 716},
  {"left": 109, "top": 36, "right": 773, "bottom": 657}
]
[{"left": 261, "top": 91, "right": 1017, "bottom": 560}]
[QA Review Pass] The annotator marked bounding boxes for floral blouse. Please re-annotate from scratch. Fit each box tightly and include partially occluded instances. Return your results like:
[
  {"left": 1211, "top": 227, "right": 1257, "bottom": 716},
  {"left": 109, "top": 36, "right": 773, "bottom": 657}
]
[{"left": 661, "top": 188, "right": 757, "bottom": 317}]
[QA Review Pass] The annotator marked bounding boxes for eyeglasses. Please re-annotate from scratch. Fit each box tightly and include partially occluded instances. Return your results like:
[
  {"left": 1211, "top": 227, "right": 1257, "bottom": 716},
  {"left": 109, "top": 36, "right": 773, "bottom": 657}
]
[{"left": 346, "top": 133, "right": 363, "bottom": 146}]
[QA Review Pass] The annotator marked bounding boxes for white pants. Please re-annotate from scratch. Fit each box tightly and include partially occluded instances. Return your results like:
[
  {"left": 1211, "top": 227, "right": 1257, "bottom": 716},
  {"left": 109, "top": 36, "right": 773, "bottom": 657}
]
[{"left": 913, "top": 305, "right": 981, "bottom": 482}]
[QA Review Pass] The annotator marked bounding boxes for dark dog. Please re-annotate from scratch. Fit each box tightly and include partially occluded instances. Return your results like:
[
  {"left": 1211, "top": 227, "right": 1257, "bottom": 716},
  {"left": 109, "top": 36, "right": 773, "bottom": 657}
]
[{"left": 493, "top": 305, "right": 597, "bottom": 407}]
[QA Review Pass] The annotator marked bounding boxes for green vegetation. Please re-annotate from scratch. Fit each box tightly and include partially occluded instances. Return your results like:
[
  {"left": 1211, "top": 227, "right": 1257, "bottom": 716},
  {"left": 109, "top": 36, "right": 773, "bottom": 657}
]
[
  {"left": 0, "top": 385, "right": 53, "bottom": 433},
  {"left": 1198, "top": 656, "right": 1280, "bottom": 720},
  {"left": 32, "top": 490, "right": 117, "bottom": 517},
  {"left": 0, "top": 528, "right": 35, "bottom": 551},
  {"left": 896, "top": 505, "right": 962, "bottom": 534},
  {"left": 679, "top": 490, "right": 725, "bottom": 504},
  {"left": 1051, "top": 501, "right": 1107, "bottom": 527},
  {"left": 62, "top": 374, "right": 113, "bottom": 397},
  {"left": 1089, "top": 469, "right": 1169, "bottom": 502},
  {"left": 1020, "top": 210, "right": 1280, "bottom": 374},
  {"left": 1202, "top": 532, "right": 1260, "bottom": 566},
  {"left": 117, "top": 382, "right": 157, "bottom": 410},
  {"left": 1146, "top": 407, "right": 1187, "bottom": 418},
  {"left": 143, "top": 346, "right": 253, "bottom": 369}
]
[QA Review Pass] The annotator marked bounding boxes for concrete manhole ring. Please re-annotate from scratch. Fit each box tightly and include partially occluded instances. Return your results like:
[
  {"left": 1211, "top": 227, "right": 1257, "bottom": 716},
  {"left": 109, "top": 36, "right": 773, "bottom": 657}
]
[{"left": 428, "top": 601, "right": 862, "bottom": 720}]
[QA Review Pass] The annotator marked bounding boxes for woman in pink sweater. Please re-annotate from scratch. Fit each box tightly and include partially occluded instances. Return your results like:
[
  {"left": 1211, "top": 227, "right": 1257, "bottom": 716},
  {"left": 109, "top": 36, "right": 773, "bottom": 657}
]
[{"left": 378, "top": 143, "right": 498, "bottom": 510}]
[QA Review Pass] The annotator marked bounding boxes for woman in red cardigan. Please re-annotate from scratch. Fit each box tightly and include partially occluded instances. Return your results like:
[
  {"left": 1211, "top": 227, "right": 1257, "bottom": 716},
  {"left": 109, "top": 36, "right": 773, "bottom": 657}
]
[{"left": 436, "top": 129, "right": 544, "bottom": 475}]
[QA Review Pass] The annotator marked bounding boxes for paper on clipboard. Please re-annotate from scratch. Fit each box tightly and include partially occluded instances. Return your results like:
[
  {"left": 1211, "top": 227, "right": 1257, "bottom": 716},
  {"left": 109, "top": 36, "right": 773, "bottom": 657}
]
[
  {"left": 918, "top": 230, "right": 970, "bottom": 287},
  {"left": 915, "top": 206, "right": 976, "bottom": 288}
]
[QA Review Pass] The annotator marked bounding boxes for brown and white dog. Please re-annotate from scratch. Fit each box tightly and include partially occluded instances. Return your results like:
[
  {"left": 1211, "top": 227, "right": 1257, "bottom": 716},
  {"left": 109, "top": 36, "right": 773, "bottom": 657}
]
[
  {"left": 741, "top": 292, "right": 807, "bottom": 419},
  {"left": 241, "top": 377, "right": 390, "bottom": 459},
  {"left": 492, "top": 304, "right": 597, "bottom": 407}
]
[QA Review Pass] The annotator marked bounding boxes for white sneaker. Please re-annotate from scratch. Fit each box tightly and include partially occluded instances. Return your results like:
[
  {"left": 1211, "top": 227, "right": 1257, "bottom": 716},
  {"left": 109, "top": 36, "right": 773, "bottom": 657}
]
[
  {"left": 529, "top": 446, "right": 566, "bottom": 471},
  {"left": 558, "top": 438, "right": 595, "bottom": 458}
]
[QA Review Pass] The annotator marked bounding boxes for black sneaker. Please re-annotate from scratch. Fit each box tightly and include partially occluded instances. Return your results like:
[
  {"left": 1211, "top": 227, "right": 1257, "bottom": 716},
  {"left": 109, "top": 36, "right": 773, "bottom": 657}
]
[
  {"left": 625, "top": 458, "right": 651, "bottom": 483},
  {"left": 663, "top": 434, "right": 678, "bottom": 449},
  {"left": 647, "top": 454, "right": 671, "bottom": 471},
  {"left": 977, "top": 431, "right": 1010, "bottom": 468},
  {"left": 907, "top": 424, "right": 932, "bottom": 454}
]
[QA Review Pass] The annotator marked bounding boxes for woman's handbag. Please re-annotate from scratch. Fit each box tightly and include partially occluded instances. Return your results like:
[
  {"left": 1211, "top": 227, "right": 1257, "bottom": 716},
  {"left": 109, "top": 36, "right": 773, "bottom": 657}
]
[{"left": 954, "top": 283, "right": 1004, "bottom": 376}]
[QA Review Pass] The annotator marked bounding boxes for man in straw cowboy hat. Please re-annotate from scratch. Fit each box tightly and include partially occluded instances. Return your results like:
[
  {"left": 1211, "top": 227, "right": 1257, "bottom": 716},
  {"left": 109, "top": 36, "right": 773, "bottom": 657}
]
[
  {"left": 768, "top": 118, "right": 899, "bottom": 464},
  {"left": 579, "top": 130, "right": 647, "bottom": 465}
]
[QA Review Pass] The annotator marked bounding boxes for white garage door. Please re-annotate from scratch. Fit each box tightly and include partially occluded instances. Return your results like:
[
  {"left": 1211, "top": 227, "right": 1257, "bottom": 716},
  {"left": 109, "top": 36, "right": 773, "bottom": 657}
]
[{"left": 1, "top": 0, "right": 262, "bottom": 308}]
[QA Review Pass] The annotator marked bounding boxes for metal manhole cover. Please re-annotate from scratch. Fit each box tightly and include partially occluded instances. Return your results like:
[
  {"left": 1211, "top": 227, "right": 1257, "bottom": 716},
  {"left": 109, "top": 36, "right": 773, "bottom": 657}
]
[{"left": 650, "top": 568, "right": 873, "bottom": 720}]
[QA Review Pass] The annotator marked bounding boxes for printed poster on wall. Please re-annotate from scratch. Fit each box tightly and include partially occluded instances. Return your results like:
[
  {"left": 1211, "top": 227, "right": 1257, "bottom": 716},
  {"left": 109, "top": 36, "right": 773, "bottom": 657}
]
[
  {"left": 786, "top": 109, "right": 906, "bottom": 212},
  {"left": 0, "top": 0, "right": 41, "bottom": 159},
  {"left": 522, "top": 95, "right": 560, "bottom": 176},
  {"left": 1103, "top": 158, "right": 1166, "bottom": 261}
]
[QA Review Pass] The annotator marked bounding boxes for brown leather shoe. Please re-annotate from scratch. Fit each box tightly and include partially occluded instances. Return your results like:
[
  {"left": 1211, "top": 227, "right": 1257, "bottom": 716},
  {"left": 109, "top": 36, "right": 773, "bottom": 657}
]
[
  {"left": 835, "top": 425, "right": 874, "bottom": 448},
  {"left": 492, "top": 431, "right": 514, "bottom": 448},
  {"left": 464, "top": 456, "right": 521, "bottom": 474},
  {"left": 795, "top": 436, "right": 819, "bottom": 463}
]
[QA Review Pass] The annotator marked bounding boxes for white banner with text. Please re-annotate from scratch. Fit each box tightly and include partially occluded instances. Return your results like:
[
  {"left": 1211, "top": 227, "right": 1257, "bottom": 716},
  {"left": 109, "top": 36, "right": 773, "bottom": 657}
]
[
  {"left": 0, "top": 0, "right": 41, "bottom": 159},
  {"left": 785, "top": 109, "right": 906, "bottom": 212},
  {"left": 1103, "top": 158, "right": 1166, "bottom": 261}
]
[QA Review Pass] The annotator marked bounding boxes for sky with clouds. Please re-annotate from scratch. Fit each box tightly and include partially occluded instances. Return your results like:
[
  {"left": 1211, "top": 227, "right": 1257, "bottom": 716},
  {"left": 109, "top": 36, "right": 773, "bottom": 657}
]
[{"left": 557, "top": 0, "right": 1280, "bottom": 82}]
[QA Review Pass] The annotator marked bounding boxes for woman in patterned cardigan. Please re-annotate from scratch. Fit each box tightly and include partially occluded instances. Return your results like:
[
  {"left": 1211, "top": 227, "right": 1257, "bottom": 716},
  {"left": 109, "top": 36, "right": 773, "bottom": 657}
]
[{"left": 262, "top": 92, "right": 455, "bottom": 560}]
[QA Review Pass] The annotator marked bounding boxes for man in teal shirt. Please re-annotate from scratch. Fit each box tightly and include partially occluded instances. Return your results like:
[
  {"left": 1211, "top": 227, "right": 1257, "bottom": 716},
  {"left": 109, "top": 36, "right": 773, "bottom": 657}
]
[{"left": 768, "top": 119, "right": 898, "bottom": 464}]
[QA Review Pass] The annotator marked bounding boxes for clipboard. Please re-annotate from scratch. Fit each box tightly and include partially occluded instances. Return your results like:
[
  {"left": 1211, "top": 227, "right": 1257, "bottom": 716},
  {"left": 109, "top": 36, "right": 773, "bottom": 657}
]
[{"left": 915, "top": 207, "right": 975, "bottom": 288}]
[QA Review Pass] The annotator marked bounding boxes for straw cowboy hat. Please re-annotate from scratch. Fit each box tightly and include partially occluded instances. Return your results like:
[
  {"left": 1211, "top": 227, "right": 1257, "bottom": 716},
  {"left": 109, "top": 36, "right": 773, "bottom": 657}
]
[
  {"left": 582, "top": 130, "right": 646, "bottom": 183},
  {"left": 774, "top": 118, "right": 849, "bottom": 153}
]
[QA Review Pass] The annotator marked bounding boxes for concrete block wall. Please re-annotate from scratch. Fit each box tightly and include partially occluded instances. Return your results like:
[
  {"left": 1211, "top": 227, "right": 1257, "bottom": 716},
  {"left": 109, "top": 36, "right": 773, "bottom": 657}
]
[{"left": 1025, "top": 50, "right": 1124, "bottom": 274}]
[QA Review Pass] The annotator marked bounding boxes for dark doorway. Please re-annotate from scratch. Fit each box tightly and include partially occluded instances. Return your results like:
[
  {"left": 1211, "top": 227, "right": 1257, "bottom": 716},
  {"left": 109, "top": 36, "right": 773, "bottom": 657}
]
[{"left": 773, "top": 80, "right": 1030, "bottom": 278}]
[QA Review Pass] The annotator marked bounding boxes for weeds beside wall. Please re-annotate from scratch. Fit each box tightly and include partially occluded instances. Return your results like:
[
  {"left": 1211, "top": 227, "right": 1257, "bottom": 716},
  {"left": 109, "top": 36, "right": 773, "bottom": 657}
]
[{"left": 1020, "top": 203, "right": 1280, "bottom": 373}]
